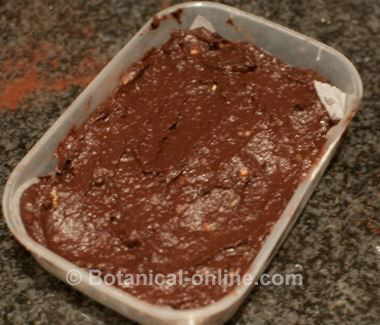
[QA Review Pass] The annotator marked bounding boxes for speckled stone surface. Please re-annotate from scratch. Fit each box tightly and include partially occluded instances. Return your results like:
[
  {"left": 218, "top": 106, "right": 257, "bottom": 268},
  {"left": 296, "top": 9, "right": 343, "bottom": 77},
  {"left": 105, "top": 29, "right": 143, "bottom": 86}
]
[{"left": 0, "top": 1, "right": 379, "bottom": 324}]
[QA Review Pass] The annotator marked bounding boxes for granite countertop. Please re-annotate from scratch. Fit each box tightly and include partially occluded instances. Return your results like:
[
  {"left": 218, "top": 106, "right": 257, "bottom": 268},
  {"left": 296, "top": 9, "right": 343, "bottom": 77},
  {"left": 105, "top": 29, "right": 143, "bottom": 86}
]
[{"left": 1, "top": 0, "right": 379, "bottom": 324}]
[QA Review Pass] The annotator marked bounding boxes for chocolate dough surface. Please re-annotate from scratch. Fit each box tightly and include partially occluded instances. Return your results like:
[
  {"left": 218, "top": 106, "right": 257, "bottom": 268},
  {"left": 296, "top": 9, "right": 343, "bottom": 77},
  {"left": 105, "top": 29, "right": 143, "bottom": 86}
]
[{"left": 21, "top": 28, "right": 332, "bottom": 309}]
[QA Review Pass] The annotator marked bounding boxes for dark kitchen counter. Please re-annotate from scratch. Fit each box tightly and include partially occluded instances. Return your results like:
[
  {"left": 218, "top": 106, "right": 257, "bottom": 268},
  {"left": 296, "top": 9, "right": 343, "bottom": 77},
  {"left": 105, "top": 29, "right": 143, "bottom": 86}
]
[{"left": 1, "top": 1, "right": 379, "bottom": 324}]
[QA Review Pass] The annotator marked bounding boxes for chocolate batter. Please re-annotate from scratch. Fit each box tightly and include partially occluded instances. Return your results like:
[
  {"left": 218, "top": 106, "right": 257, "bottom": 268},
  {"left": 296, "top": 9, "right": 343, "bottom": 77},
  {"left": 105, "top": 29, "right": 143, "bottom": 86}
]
[{"left": 21, "top": 28, "right": 333, "bottom": 309}]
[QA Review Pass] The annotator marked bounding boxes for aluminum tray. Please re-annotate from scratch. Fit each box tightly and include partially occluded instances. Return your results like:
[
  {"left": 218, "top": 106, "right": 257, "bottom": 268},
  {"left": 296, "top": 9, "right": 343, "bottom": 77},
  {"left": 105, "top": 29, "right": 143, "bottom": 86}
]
[{"left": 2, "top": 2, "right": 363, "bottom": 324}]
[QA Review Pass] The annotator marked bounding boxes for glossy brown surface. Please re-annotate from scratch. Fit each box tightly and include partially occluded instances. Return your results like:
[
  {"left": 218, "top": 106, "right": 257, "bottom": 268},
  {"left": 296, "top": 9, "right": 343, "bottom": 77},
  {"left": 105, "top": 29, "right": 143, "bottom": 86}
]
[{"left": 21, "top": 28, "right": 332, "bottom": 309}]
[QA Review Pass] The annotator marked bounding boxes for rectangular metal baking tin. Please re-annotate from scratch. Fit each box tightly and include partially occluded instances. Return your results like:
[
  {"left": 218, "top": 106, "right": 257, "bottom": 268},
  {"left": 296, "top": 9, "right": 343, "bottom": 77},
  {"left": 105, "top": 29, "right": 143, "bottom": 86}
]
[{"left": 2, "top": 2, "right": 363, "bottom": 324}]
